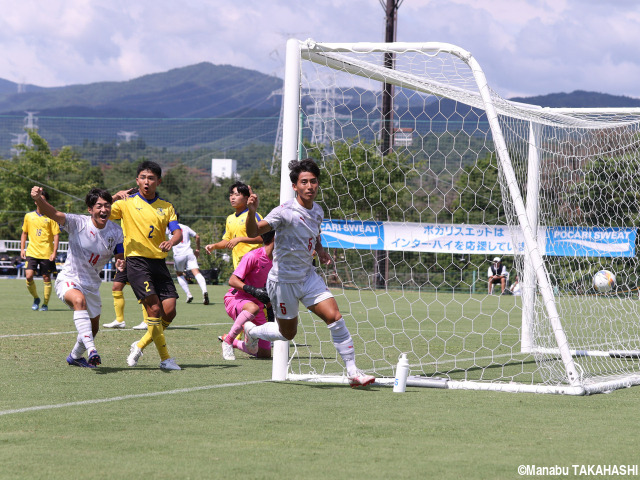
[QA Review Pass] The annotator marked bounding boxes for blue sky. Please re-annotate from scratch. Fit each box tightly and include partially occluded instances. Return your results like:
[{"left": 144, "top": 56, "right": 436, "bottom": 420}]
[{"left": 2, "top": 0, "right": 640, "bottom": 98}]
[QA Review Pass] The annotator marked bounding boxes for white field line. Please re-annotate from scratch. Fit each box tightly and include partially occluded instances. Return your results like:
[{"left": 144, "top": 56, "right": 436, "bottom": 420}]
[
  {"left": 0, "top": 380, "right": 271, "bottom": 417},
  {"left": 0, "top": 322, "right": 229, "bottom": 339}
]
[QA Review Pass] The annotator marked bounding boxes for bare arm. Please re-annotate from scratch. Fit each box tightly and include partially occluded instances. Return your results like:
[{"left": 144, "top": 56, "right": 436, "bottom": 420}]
[
  {"left": 228, "top": 274, "right": 246, "bottom": 290},
  {"left": 245, "top": 186, "right": 272, "bottom": 237},
  {"left": 50, "top": 234, "right": 59, "bottom": 262},
  {"left": 205, "top": 239, "right": 231, "bottom": 254},
  {"left": 160, "top": 228, "right": 182, "bottom": 252},
  {"left": 315, "top": 236, "right": 332, "bottom": 265},
  {"left": 31, "top": 186, "right": 66, "bottom": 226},
  {"left": 20, "top": 231, "right": 27, "bottom": 259},
  {"left": 194, "top": 233, "right": 201, "bottom": 258}
]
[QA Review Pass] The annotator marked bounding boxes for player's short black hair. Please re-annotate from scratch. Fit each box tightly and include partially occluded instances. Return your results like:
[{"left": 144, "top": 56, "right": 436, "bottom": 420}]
[
  {"left": 289, "top": 158, "right": 320, "bottom": 184},
  {"left": 85, "top": 188, "right": 113, "bottom": 208},
  {"left": 261, "top": 229, "right": 275, "bottom": 246},
  {"left": 137, "top": 160, "right": 162, "bottom": 178},
  {"left": 229, "top": 181, "right": 250, "bottom": 197},
  {"left": 41, "top": 190, "right": 50, "bottom": 202}
]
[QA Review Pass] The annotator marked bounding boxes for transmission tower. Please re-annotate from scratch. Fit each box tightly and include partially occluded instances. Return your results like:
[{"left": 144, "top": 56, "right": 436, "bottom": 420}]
[
  {"left": 10, "top": 111, "right": 38, "bottom": 154},
  {"left": 269, "top": 84, "right": 351, "bottom": 175},
  {"left": 117, "top": 131, "right": 138, "bottom": 144}
]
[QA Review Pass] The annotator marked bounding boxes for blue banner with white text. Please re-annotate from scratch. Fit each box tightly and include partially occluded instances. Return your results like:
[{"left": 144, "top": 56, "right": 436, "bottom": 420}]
[{"left": 319, "top": 221, "right": 636, "bottom": 258}]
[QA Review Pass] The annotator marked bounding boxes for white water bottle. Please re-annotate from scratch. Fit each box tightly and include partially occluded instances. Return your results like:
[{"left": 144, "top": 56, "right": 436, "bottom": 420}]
[{"left": 393, "top": 353, "right": 410, "bottom": 393}]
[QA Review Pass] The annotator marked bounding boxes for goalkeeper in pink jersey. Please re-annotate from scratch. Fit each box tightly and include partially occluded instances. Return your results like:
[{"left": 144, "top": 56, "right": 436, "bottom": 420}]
[{"left": 218, "top": 230, "right": 275, "bottom": 360}]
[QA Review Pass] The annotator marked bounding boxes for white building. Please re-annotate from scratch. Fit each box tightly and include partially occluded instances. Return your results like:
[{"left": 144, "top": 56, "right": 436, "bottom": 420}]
[{"left": 211, "top": 158, "right": 237, "bottom": 184}]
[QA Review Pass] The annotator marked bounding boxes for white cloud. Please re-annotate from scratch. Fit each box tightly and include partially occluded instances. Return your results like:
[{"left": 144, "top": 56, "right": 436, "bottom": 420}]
[{"left": 0, "top": 0, "right": 638, "bottom": 98}]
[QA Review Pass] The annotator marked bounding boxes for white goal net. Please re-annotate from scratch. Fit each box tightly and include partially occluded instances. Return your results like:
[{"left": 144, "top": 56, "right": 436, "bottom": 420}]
[{"left": 273, "top": 39, "right": 640, "bottom": 394}]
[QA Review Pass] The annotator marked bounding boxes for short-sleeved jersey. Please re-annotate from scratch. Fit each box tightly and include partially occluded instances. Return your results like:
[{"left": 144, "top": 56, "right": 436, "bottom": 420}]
[
  {"left": 110, "top": 192, "right": 180, "bottom": 259},
  {"left": 22, "top": 211, "right": 61, "bottom": 259},
  {"left": 167, "top": 223, "right": 196, "bottom": 257},
  {"left": 222, "top": 209, "right": 263, "bottom": 267},
  {"left": 227, "top": 246, "right": 272, "bottom": 307},
  {"left": 264, "top": 199, "right": 324, "bottom": 283},
  {"left": 57, "top": 214, "right": 124, "bottom": 290}
]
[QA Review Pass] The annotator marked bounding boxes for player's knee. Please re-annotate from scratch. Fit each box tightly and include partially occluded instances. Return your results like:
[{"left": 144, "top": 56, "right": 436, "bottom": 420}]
[
  {"left": 146, "top": 305, "right": 162, "bottom": 318},
  {"left": 280, "top": 325, "right": 297, "bottom": 340},
  {"left": 245, "top": 303, "right": 260, "bottom": 315},
  {"left": 163, "top": 309, "right": 176, "bottom": 322},
  {"left": 73, "top": 302, "right": 87, "bottom": 311}
]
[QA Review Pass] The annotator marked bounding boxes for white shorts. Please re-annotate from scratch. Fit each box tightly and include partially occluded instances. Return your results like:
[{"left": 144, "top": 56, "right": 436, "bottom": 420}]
[
  {"left": 55, "top": 278, "right": 102, "bottom": 318},
  {"left": 267, "top": 270, "right": 333, "bottom": 320},
  {"left": 174, "top": 253, "right": 199, "bottom": 273}
]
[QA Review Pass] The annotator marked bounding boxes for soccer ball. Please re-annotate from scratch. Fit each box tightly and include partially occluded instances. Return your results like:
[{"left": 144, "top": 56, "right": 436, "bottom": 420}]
[{"left": 593, "top": 270, "right": 616, "bottom": 293}]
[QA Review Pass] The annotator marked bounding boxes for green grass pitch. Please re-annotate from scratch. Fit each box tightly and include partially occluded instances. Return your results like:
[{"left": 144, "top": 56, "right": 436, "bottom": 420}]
[{"left": 1, "top": 278, "right": 639, "bottom": 479}]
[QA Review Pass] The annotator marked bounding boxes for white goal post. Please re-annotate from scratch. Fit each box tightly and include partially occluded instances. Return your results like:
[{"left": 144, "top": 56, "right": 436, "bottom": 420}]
[{"left": 272, "top": 38, "right": 640, "bottom": 394}]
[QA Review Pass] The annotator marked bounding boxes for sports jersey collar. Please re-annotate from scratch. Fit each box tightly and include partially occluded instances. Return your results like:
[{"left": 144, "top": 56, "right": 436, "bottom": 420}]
[
  {"left": 134, "top": 191, "right": 159, "bottom": 204},
  {"left": 235, "top": 208, "right": 249, "bottom": 217}
]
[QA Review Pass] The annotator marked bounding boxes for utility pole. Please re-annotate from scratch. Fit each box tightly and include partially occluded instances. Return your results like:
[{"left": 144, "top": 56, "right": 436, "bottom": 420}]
[
  {"left": 376, "top": 0, "right": 403, "bottom": 289},
  {"left": 379, "top": 0, "right": 402, "bottom": 156}
]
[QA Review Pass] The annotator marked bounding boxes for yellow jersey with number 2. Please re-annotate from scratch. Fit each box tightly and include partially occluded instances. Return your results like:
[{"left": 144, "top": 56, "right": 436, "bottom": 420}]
[{"left": 110, "top": 192, "right": 180, "bottom": 259}]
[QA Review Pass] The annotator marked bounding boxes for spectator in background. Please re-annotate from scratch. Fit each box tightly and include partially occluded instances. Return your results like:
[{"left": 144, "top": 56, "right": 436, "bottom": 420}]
[
  {"left": 487, "top": 257, "right": 509, "bottom": 294},
  {"left": 510, "top": 275, "right": 521, "bottom": 296}
]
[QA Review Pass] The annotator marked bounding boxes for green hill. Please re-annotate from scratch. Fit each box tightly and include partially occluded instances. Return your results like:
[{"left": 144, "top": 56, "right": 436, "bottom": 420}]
[
  {"left": 0, "top": 63, "right": 283, "bottom": 118},
  {"left": 508, "top": 90, "right": 640, "bottom": 108}
]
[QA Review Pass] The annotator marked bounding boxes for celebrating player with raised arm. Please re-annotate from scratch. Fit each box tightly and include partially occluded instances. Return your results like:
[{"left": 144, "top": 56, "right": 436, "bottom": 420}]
[
  {"left": 31, "top": 185, "right": 124, "bottom": 368},
  {"left": 243, "top": 158, "right": 375, "bottom": 388},
  {"left": 111, "top": 160, "right": 183, "bottom": 371}
]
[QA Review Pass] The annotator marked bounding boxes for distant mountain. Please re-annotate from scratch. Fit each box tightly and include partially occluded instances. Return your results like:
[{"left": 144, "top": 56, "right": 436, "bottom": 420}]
[
  {"left": 508, "top": 90, "right": 640, "bottom": 108},
  {"left": 0, "top": 63, "right": 283, "bottom": 118}
]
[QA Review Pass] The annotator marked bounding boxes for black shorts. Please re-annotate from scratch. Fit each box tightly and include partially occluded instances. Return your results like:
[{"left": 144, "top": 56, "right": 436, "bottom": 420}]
[
  {"left": 25, "top": 257, "right": 56, "bottom": 276},
  {"left": 489, "top": 277, "right": 505, "bottom": 285},
  {"left": 113, "top": 263, "right": 128, "bottom": 284},
  {"left": 126, "top": 256, "right": 178, "bottom": 302}
]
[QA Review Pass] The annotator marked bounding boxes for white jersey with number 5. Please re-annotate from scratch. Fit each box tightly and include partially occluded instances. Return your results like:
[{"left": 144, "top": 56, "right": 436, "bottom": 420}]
[
  {"left": 57, "top": 214, "right": 124, "bottom": 291},
  {"left": 264, "top": 198, "right": 323, "bottom": 283}
]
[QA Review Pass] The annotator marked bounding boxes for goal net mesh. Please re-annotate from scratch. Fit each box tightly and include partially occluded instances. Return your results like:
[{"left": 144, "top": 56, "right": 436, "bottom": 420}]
[{"left": 282, "top": 40, "right": 640, "bottom": 393}]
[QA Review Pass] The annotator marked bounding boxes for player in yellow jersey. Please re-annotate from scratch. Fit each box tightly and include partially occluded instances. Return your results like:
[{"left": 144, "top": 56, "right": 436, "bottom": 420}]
[
  {"left": 205, "top": 182, "right": 263, "bottom": 268},
  {"left": 20, "top": 189, "right": 60, "bottom": 311},
  {"left": 111, "top": 161, "right": 183, "bottom": 371}
]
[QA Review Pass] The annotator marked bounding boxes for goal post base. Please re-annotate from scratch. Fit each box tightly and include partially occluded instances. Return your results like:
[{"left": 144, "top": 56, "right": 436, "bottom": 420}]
[{"left": 284, "top": 373, "right": 640, "bottom": 395}]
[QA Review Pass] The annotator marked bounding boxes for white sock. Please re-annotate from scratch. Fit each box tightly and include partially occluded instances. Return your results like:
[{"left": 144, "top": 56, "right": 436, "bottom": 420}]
[
  {"left": 328, "top": 318, "right": 357, "bottom": 375},
  {"left": 74, "top": 310, "right": 95, "bottom": 352},
  {"left": 71, "top": 335, "right": 86, "bottom": 359},
  {"left": 177, "top": 275, "right": 191, "bottom": 297},
  {"left": 250, "top": 322, "right": 287, "bottom": 342},
  {"left": 194, "top": 273, "right": 208, "bottom": 295}
]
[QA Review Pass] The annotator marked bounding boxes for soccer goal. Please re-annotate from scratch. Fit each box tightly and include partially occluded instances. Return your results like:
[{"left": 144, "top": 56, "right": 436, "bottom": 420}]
[{"left": 272, "top": 38, "right": 640, "bottom": 395}]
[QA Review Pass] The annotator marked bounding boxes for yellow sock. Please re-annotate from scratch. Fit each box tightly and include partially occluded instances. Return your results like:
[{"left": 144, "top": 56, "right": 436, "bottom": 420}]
[
  {"left": 43, "top": 282, "right": 52, "bottom": 305},
  {"left": 137, "top": 313, "right": 171, "bottom": 350},
  {"left": 146, "top": 317, "right": 170, "bottom": 361},
  {"left": 112, "top": 291, "right": 125, "bottom": 322},
  {"left": 26, "top": 280, "right": 39, "bottom": 299}
]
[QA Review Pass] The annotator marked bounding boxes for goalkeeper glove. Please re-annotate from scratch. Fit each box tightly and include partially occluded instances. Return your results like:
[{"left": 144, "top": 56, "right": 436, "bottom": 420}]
[{"left": 243, "top": 284, "right": 271, "bottom": 304}]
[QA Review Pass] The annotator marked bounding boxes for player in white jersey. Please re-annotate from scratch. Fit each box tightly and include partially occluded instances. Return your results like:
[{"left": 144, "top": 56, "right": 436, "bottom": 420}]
[
  {"left": 166, "top": 220, "right": 209, "bottom": 304},
  {"left": 244, "top": 158, "right": 375, "bottom": 388},
  {"left": 30, "top": 186, "right": 124, "bottom": 368}
]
